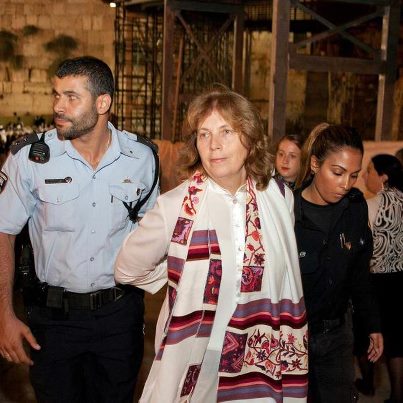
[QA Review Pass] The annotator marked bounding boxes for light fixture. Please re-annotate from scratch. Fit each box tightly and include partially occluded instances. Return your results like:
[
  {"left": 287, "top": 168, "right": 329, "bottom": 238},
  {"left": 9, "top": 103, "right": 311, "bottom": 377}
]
[{"left": 109, "top": 2, "right": 117, "bottom": 7}]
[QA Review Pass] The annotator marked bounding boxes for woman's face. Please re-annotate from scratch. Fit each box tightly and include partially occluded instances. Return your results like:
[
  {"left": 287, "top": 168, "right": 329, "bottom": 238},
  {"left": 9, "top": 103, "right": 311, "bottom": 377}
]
[
  {"left": 275, "top": 139, "right": 301, "bottom": 182},
  {"left": 196, "top": 109, "right": 248, "bottom": 194},
  {"left": 307, "top": 147, "right": 362, "bottom": 205},
  {"left": 363, "top": 161, "right": 384, "bottom": 195}
]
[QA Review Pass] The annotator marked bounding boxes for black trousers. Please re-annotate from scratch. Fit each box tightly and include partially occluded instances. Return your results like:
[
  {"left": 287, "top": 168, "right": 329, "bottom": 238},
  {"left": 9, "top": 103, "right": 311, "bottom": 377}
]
[{"left": 27, "top": 291, "right": 144, "bottom": 403}]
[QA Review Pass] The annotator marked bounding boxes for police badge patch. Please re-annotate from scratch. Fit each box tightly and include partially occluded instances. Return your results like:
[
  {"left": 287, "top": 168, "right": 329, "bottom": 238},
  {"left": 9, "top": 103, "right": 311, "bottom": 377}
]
[{"left": 0, "top": 170, "right": 8, "bottom": 193}]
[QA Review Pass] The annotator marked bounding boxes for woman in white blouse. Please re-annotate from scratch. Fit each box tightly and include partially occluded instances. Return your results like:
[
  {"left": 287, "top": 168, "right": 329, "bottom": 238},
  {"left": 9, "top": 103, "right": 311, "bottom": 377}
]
[{"left": 115, "top": 86, "right": 308, "bottom": 402}]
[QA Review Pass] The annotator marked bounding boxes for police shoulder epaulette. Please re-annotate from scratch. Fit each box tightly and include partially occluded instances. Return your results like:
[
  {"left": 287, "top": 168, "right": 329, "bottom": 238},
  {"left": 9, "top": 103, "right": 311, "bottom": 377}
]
[
  {"left": 135, "top": 133, "right": 158, "bottom": 154},
  {"left": 10, "top": 132, "right": 39, "bottom": 155}
]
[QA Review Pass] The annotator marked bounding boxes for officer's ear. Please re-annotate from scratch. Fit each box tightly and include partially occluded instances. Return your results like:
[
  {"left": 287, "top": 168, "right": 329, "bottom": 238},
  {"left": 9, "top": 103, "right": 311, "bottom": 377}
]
[
  {"left": 96, "top": 94, "right": 112, "bottom": 115},
  {"left": 310, "top": 155, "right": 320, "bottom": 174}
]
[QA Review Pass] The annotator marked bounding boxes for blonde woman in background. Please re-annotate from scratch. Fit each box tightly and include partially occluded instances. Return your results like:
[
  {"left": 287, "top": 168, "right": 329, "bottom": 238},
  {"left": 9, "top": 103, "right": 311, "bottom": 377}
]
[{"left": 274, "top": 133, "right": 303, "bottom": 190}]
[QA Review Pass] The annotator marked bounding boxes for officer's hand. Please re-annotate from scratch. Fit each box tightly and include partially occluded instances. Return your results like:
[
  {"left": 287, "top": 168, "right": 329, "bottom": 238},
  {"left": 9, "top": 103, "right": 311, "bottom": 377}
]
[
  {"left": 0, "top": 313, "right": 41, "bottom": 365},
  {"left": 367, "top": 332, "right": 383, "bottom": 363}
]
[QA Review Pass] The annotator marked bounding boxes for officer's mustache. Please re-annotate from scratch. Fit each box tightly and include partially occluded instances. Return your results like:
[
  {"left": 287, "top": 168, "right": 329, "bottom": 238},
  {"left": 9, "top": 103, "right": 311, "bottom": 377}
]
[{"left": 53, "top": 113, "right": 71, "bottom": 122}]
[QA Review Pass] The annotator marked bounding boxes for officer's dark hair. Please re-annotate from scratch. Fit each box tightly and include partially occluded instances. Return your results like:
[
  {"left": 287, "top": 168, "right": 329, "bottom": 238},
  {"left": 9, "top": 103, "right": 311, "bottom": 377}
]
[
  {"left": 55, "top": 56, "right": 114, "bottom": 102},
  {"left": 297, "top": 123, "right": 364, "bottom": 187},
  {"left": 372, "top": 154, "right": 403, "bottom": 192}
]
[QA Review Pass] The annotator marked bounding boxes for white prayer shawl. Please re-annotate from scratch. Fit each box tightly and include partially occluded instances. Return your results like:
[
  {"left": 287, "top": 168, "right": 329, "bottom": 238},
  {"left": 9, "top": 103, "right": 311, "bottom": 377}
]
[{"left": 115, "top": 175, "right": 308, "bottom": 402}]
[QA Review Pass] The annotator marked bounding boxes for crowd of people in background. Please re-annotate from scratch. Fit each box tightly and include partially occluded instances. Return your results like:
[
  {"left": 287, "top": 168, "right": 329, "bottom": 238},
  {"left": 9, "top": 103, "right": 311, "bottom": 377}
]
[
  {"left": 0, "top": 116, "right": 53, "bottom": 166},
  {"left": 0, "top": 55, "right": 402, "bottom": 403}
]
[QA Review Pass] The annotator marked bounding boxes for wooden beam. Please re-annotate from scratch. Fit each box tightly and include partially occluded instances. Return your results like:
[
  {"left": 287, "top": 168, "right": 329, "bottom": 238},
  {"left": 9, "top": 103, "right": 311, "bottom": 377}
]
[
  {"left": 289, "top": 52, "right": 386, "bottom": 74},
  {"left": 170, "top": 0, "right": 242, "bottom": 14},
  {"left": 172, "top": 34, "right": 184, "bottom": 142},
  {"left": 375, "top": 2, "right": 400, "bottom": 140},
  {"left": 175, "top": 11, "right": 223, "bottom": 81},
  {"left": 232, "top": 9, "right": 244, "bottom": 92},
  {"left": 161, "top": 0, "right": 175, "bottom": 140},
  {"left": 290, "top": 0, "right": 377, "bottom": 55},
  {"left": 268, "top": 0, "right": 290, "bottom": 143},
  {"left": 318, "top": 0, "right": 392, "bottom": 5},
  {"left": 293, "top": 9, "right": 382, "bottom": 55},
  {"left": 179, "top": 15, "right": 234, "bottom": 85}
]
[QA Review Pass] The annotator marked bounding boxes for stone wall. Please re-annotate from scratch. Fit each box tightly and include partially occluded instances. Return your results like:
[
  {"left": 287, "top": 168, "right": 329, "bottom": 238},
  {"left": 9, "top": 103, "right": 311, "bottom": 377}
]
[{"left": 0, "top": 0, "right": 115, "bottom": 120}]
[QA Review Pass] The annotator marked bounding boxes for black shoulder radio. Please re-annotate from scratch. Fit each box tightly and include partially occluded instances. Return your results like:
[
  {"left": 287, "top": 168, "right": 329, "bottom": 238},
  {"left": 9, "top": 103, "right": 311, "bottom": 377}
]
[{"left": 29, "top": 133, "right": 50, "bottom": 164}]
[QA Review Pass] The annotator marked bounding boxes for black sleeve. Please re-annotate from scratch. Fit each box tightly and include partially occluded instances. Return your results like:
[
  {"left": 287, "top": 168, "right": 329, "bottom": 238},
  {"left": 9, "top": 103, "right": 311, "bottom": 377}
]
[{"left": 350, "top": 200, "right": 381, "bottom": 334}]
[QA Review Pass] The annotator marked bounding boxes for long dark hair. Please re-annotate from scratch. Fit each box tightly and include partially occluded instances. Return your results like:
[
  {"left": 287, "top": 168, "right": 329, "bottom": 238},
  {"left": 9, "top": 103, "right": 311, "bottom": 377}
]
[
  {"left": 296, "top": 123, "right": 363, "bottom": 188},
  {"left": 372, "top": 154, "right": 403, "bottom": 192}
]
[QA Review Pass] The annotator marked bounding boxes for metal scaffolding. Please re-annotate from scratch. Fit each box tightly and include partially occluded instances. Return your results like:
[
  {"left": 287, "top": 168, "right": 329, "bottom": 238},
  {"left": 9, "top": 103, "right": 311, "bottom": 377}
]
[
  {"left": 113, "top": 0, "right": 401, "bottom": 141},
  {"left": 114, "top": 4, "right": 163, "bottom": 138}
]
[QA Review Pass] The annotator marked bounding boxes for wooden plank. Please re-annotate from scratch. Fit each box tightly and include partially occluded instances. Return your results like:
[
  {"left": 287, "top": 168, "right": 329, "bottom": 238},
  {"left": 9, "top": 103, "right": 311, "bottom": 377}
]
[
  {"left": 293, "top": 10, "right": 382, "bottom": 54},
  {"left": 172, "top": 34, "right": 184, "bottom": 142},
  {"left": 375, "top": 3, "right": 400, "bottom": 140},
  {"left": 179, "top": 15, "right": 234, "bottom": 85},
  {"left": 170, "top": 0, "right": 242, "bottom": 14},
  {"left": 232, "top": 8, "right": 244, "bottom": 93},
  {"left": 176, "top": 11, "right": 223, "bottom": 81},
  {"left": 319, "top": 0, "right": 392, "bottom": 5},
  {"left": 161, "top": 0, "right": 175, "bottom": 140},
  {"left": 290, "top": 0, "right": 376, "bottom": 55},
  {"left": 289, "top": 53, "right": 386, "bottom": 74},
  {"left": 268, "top": 0, "right": 290, "bottom": 143}
]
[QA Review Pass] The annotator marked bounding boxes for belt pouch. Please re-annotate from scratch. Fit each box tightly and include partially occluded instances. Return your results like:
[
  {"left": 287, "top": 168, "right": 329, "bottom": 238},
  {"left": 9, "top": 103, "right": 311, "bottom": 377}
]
[{"left": 46, "top": 286, "right": 64, "bottom": 309}]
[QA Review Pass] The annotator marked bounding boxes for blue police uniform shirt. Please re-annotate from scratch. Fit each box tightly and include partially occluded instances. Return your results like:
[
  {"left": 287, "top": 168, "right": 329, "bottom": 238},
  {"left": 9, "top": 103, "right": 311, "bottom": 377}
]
[{"left": 0, "top": 122, "right": 158, "bottom": 292}]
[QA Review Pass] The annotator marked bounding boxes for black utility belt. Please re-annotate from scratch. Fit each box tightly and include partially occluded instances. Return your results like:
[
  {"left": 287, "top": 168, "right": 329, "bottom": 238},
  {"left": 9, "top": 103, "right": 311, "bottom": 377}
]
[
  {"left": 32, "top": 283, "right": 143, "bottom": 311},
  {"left": 310, "top": 316, "right": 345, "bottom": 335}
]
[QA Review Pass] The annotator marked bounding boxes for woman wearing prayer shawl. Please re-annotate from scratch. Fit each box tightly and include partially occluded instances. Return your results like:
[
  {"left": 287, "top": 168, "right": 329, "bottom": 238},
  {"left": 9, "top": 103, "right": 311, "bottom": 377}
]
[{"left": 115, "top": 86, "right": 308, "bottom": 402}]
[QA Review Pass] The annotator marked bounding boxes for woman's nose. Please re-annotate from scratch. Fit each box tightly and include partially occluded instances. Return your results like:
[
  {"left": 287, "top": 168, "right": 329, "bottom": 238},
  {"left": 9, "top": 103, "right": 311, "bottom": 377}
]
[
  {"left": 343, "top": 177, "right": 353, "bottom": 190},
  {"left": 209, "top": 133, "right": 222, "bottom": 150}
]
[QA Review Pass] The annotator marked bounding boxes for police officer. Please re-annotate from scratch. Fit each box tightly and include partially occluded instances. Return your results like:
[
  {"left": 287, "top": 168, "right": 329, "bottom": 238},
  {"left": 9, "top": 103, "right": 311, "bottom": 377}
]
[{"left": 0, "top": 56, "right": 158, "bottom": 403}]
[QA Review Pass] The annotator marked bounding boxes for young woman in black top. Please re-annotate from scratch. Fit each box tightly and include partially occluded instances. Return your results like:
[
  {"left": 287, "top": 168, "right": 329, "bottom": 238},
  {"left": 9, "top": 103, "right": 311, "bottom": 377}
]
[{"left": 294, "top": 123, "right": 383, "bottom": 403}]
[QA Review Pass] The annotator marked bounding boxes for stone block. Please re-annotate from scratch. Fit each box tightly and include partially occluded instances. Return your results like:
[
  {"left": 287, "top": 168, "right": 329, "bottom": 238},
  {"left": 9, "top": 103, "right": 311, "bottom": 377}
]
[
  {"left": 11, "top": 16, "right": 26, "bottom": 30},
  {"left": 25, "top": 15, "right": 38, "bottom": 25},
  {"left": 8, "top": 93, "right": 34, "bottom": 113},
  {"left": 0, "top": 14, "right": 13, "bottom": 29},
  {"left": 52, "top": 3, "right": 66, "bottom": 15},
  {"left": 29, "top": 69, "right": 48, "bottom": 83},
  {"left": 23, "top": 4, "right": 35, "bottom": 15},
  {"left": 38, "top": 15, "right": 52, "bottom": 30},
  {"left": 32, "top": 94, "right": 53, "bottom": 115},
  {"left": 11, "top": 70, "right": 29, "bottom": 83},
  {"left": 24, "top": 81, "right": 52, "bottom": 95},
  {"left": 2, "top": 4, "right": 16, "bottom": 15},
  {"left": 82, "top": 16, "right": 92, "bottom": 30},
  {"left": 0, "top": 67, "right": 10, "bottom": 82},
  {"left": 12, "top": 82, "right": 24, "bottom": 94},
  {"left": 92, "top": 16, "right": 104, "bottom": 31},
  {"left": 3, "top": 82, "right": 12, "bottom": 94}
]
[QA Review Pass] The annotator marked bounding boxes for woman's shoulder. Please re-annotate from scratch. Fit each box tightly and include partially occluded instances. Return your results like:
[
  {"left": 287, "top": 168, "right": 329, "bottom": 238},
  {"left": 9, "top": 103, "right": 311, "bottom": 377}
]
[{"left": 159, "top": 180, "right": 189, "bottom": 203}]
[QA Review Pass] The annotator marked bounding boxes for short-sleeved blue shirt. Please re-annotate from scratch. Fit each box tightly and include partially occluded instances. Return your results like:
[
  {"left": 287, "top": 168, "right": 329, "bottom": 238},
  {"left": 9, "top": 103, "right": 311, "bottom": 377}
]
[{"left": 0, "top": 122, "right": 158, "bottom": 292}]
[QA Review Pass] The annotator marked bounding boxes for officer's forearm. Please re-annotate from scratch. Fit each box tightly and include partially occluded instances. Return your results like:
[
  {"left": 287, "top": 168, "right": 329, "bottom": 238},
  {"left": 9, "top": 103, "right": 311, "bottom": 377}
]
[{"left": 0, "top": 232, "right": 16, "bottom": 317}]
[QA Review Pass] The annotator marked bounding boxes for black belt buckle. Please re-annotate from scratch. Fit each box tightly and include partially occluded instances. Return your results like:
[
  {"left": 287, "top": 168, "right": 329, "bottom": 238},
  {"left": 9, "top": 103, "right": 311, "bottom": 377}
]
[
  {"left": 112, "top": 286, "right": 124, "bottom": 302},
  {"left": 89, "top": 290, "right": 103, "bottom": 310}
]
